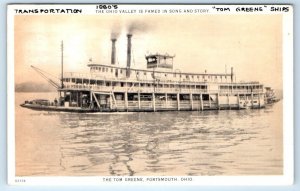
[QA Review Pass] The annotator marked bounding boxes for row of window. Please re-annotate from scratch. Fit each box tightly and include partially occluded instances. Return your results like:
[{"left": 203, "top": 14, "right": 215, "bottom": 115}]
[
  {"left": 90, "top": 66, "right": 230, "bottom": 80},
  {"left": 91, "top": 66, "right": 124, "bottom": 74},
  {"left": 174, "top": 74, "right": 228, "bottom": 80},
  {"left": 220, "top": 85, "right": 263, "bottom": 89}
]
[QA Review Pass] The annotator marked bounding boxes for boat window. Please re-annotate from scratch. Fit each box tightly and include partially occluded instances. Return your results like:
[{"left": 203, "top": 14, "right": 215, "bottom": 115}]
[
  {"left": 111, "top": 68, "right": 113, "bottom": 73},
  {"left": 102, "top": 67, "right": 105, "bottom": 72},
  {"left": 90, "top": 80, "right": 95, "bottom": 85},
  {"left": 144, "top": 72, "right": 147, "bottom": 75},
  {"left": 106, "top": 68, "right": 108, "bottom": 72},
  {"left": 120, "top": 70, "right": 122, "bottom": 74},
  {"left": 165, "top": 74, "right": 167, "bottom": 77},
  {"left": 106, "top": 82, "right": 110, "bottom": 86}
]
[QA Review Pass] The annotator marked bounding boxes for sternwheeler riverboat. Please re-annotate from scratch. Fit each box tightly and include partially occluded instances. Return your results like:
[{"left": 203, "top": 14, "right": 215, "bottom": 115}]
[{"left": 21, "top": 33, "right": 277, "bottom": 113}]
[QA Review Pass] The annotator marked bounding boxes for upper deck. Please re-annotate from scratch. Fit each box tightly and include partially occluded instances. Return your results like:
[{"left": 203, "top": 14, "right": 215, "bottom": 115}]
[
  {"left": 87, "top": 63, "right": 233, "bottom": 84},
  {"left": 62, "top": 66, "right": 263, "bottom": 95}
]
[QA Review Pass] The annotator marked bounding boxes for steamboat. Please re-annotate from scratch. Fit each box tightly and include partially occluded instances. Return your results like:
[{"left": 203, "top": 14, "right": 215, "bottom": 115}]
[{"left": 21, "top": 33, "right": 277, "bottom": 113}]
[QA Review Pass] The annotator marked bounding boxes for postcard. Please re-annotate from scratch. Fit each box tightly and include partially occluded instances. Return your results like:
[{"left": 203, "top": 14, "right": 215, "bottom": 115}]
[{"left": 7, "top": 4, "right": 293, "bottom": 185}]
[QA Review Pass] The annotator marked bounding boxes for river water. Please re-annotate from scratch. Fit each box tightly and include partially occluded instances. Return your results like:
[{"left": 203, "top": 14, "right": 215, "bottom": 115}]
[{"left": 15, "top": 92, "right": 283, "bottom": 176}]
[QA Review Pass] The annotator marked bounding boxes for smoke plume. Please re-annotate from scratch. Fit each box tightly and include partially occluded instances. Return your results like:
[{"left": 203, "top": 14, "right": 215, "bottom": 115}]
[
  {"left": 111, "top": 23, "right": 121, "bottom": 39},
  {"left": 127, "top": 21, "right": 149, "bottom": 34}
]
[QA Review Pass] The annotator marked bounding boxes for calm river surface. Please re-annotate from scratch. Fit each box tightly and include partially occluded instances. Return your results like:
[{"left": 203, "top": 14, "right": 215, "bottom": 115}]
[{"left": 15, "top": 92, "right": 283, "bottom": 176}]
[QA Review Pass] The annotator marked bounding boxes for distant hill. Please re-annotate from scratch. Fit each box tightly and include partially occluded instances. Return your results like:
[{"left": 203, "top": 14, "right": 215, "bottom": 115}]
[{"left": 15, "top": 82, "right": 56, "bottom": 92}]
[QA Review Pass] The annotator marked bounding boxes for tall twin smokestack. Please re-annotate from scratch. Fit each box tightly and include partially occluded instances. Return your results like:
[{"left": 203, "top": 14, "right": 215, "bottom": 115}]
[
  {"left": 126, "top": 34, "right": 132, "bottom": 77},
  {"left": 110, "top": 33, "right": 132, "bottom": 77}
]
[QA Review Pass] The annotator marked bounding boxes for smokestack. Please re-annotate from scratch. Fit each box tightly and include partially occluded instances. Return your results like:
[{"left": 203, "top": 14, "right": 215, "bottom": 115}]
[
  {"left": 231, "top": 67, "right": 234, "bottom": 82},
  {"left": 111, "top": 38, "right": 116, "bottom": 65},
  {"left": 126, "top": 34, "right": 132, "bottom": 77}
]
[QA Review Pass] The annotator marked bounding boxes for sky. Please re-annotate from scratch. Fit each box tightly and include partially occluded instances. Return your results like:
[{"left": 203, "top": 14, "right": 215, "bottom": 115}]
[{"left": 14, "top": 14, "right": 283, "bottom": 89}]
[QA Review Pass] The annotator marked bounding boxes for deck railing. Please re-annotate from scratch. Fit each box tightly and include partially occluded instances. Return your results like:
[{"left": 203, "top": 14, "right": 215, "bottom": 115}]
[
  {"left": 63, "top": 72, "right": 262, "bottom": 86},
  {"left": 62, "top": 83, "right": 263, "bottom": 94}
]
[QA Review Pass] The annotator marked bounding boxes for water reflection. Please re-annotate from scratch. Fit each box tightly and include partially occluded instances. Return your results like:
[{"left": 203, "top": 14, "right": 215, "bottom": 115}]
[{"left": 53, "top": 107, "right": 282, "bottom": 176}]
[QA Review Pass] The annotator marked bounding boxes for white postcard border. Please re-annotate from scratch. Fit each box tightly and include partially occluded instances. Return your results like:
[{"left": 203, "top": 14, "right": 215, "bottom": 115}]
[{"left": 7, "top": 4, "right": 294, "bottom": 186}]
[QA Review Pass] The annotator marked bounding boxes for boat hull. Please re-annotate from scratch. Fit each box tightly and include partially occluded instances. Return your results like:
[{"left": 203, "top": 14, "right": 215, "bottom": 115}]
[{"left": 20, "top": 103, "right": 100, "bottom": 113}]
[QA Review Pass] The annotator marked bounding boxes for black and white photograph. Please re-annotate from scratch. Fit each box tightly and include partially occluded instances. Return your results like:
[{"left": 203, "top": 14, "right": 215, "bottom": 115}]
[{"left": 7, "top": 4, "right": 293, "bottom": 185}]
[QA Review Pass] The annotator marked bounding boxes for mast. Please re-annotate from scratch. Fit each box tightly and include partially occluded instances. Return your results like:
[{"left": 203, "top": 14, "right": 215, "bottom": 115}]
[{"left": 61, "top": 41, "right": 64, "bottom": 89}]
